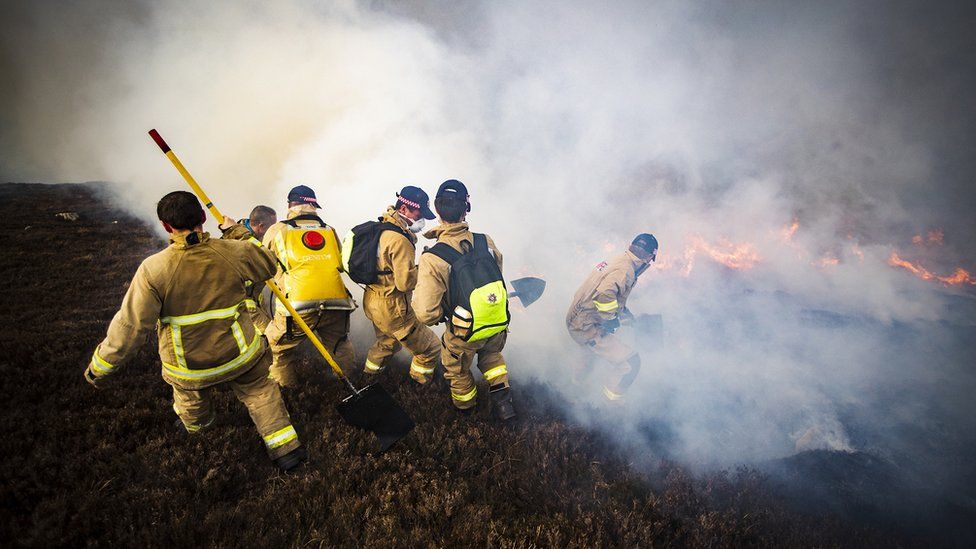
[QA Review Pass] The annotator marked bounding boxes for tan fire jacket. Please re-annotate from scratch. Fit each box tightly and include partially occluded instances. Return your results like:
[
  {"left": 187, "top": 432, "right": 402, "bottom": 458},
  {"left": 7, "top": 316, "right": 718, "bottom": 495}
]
[
  {"left": 413, "top": 222, "right": 503, "bottom": 326},
  {"left": 88, "top": 232, "right": 277, "bottom": 390},
  {"left": 220, "top": 219, "right": 261, "bottom": 246},
  {"left": 566, "top": 250, "right": 644, "bottom": 335},
  {"left": 366, "top": 207, "right": 418, "bottom": 299},
  {"left": 220, "top": 220, "right": 272, "bottom": 331}
]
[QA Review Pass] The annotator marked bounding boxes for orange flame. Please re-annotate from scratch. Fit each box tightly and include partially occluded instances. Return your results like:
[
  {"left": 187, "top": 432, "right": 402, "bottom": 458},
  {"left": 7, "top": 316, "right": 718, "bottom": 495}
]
[
  {"left": 686, "top": 235, "right": 762, "bottom": 271},
  {"left": 781, "top": 218, "right": 799, "bottom": 242},
  {"left": 888, "top": 252, "right": 976, "bottom": 286}
]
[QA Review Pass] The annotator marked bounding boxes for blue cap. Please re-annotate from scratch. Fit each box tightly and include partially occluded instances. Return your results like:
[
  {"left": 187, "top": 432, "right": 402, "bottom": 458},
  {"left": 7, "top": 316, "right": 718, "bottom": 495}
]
[
  {"left": 287, "top": 185, "right": 320, "bottom": 208},
  {"left": 436, "top": 179, "right": 469, "bottom": 200},
  {"left": 396, "top": 186, "right": 436, "bottom": 220}
]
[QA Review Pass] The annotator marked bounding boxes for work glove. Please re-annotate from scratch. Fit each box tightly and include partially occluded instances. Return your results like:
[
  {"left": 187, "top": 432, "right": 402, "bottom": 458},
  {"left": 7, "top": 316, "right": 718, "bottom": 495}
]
[
  {"left": 83, "top": 365, "right": 101, "bottom": 389},
  {"left": 218, "top": 216, "right": 238, "bottom": 232},
  {"left": 619, "top": 307, "right": 635, "bottom": 326},
  {"left": 601, "top": 317, "right": 621, "bottom": 336}
]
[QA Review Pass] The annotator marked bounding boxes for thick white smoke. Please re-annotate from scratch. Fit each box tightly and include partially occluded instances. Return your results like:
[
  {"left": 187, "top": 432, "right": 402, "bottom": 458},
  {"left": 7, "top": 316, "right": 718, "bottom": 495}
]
[{"left": 2, "top": 0, "right": 974, "bottom": 479}]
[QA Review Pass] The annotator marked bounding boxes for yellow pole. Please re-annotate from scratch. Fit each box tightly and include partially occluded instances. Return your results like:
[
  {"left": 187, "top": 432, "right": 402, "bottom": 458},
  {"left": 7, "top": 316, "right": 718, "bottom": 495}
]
[{"left": 148, "top": 129, "right": 353, "bottom": 386}]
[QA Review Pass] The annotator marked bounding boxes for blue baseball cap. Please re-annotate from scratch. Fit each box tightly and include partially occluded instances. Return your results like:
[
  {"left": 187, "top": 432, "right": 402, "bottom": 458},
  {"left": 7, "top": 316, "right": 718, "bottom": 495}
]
[
  {"left": 397, "top": 185, "right": 436, "bottom": 220},
  {"left": 287, "top": 185, "right": 320, "bottom": 208},
  {"left": 436, "top": 179, "right": 468, "bottom": 200}
]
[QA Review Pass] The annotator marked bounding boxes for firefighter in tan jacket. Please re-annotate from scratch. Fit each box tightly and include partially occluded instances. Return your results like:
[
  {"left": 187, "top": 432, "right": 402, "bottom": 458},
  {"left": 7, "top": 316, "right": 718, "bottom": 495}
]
[
  {"left": 219, "top": 205, "right": 277, "bottom": 332},
  {"left": 566, "top": 233, "right": 658, "bottom": 402},
  {"left": 414, "top": 180, "right": 516, "bottom": 421},
  {"left": 262, "top": 185, "right": 357, "bottom": 388},
  {"left": 361, "top": 186, "right": 440, "bottom": 382},
  {"left": 83, "top": 191, "right": 305, "bottom": 472}
]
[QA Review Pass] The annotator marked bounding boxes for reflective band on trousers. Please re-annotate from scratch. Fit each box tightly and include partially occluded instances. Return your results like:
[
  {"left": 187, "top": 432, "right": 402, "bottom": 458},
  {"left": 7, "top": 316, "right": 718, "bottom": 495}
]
[
  {"left": 365, "top": 360, "right": 383, "bottom": 372},
  {"left": 264, "top": 425, "right": 298, "bottom": 449},
  {"left": 603, "top": 386, "right": 624, "bottom": 401},
  {"left": 482, "top": 364, "right": 507, "bottom": 381},
  {"left": 593, "top": 299, "right": 619, "bottom": 313},
  {"left": 162, "top": 333, "right": 262, "bottom": 381},
  {"left": 452, "top": 386, "right": 478, "bottom": 402},
  {"left": 90, "top": 348, "right": 115, "bottom": 374},
  {"left": 410, "top": 361, "right": 435, "bottom": 375}
]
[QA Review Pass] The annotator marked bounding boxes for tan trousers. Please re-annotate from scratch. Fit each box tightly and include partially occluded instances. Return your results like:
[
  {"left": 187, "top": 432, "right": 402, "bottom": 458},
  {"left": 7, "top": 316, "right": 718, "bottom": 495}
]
[
  {"left": 169, "top": 349, "right": 302, "bottom": 459},
  {"left": 264, "top": 309, "right": 356, "bottom": 387},
  {"left": 441, "top": 330, "right": 509, "bottom": 410},
  {"left": 567, "top": 325, "right": 640, "bottom": 400},
  {"left": 363, "top": 292, "right": 440, "bottom": 383}
]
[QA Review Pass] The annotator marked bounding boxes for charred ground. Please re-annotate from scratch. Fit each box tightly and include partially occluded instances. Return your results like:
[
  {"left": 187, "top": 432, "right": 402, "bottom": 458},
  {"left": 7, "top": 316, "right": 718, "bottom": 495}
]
[{"left": 0, "top": 183, "right": 904, "bottom": 546}]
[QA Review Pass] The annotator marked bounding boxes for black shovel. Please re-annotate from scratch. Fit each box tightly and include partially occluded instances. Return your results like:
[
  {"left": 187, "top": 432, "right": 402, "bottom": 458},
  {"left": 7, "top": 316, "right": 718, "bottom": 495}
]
[
  {"left": 508, "top": 277, "right": 547, "bottom": 307},
  {"left": 149, "top": 128, "right": 414, "bottom": 452}
]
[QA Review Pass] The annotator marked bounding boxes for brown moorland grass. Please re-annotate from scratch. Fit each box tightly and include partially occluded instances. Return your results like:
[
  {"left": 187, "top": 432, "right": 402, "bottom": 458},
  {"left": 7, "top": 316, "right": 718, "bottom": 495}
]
[{"left": 0, "top": 183, "right": 897, "bottom": 547}]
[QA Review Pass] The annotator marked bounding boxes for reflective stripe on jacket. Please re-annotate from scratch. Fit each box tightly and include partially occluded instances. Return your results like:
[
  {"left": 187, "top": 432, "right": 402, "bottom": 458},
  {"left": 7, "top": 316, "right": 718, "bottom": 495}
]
[
  {"left": 566, "top": 250, "right": 643, "bottom": 335},
  {"left": 89, "top": 231, "right": 277, "bottom": 389}
]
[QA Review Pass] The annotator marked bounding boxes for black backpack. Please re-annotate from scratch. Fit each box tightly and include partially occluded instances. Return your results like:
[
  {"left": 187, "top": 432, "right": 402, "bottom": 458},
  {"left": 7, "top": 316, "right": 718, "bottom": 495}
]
[
  {"left": 425, "top": 233, "right": 510, "bottom": 342},
  {"left": 341, "top": 220, "right": 410, "bottom": 285}
]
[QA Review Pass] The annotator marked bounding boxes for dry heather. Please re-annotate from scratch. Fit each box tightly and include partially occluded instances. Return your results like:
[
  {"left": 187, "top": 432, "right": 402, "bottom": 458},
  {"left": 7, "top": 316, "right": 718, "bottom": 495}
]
[{"left": 0, "top": 183, "right": 894, "bottom": 547}]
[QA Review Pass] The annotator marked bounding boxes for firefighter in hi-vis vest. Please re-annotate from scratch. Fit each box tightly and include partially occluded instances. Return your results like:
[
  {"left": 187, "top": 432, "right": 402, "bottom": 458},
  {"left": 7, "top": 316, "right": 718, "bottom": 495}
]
[
  {"left": 262, "top": 185, "right": 357, "bottom": 388},
  {"left": 413, "top": 180, "right": 516, "bottom": 421},
  {"left": 565, "top": 233, "right": 658, "bottom": 402},
  {"left": 84, "top": 191, "right": 305, "bottom": 472},
  {"left": 219, "top": 205, "right": 278, "bottom": 333},
  {"left": 353, "top": 186, "right": 441, "bottom": 383}
]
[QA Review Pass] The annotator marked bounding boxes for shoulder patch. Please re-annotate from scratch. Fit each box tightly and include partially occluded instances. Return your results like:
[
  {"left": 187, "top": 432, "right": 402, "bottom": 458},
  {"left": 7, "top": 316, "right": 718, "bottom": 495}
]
[{"left": 596, "top": 261, "right": 608, "bottom": 272}]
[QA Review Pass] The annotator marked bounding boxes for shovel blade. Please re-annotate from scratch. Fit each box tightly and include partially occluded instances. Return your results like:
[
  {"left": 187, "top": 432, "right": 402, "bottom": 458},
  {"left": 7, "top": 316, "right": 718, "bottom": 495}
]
[
  {"left": 510, "top": 277, "right": 546, "bottom": 307},
  {"left": 336, "top": 383, "right": 415, "bottom": 452}
]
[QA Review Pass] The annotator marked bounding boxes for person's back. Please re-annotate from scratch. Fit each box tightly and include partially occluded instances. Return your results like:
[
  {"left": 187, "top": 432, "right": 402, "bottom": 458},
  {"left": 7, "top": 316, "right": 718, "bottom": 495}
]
[
  {"left": 566, "top": 251, "right": 641, "bottom": 336},
  {"left": 354, "top": 186, "right": 441, "bottom": 383},
  {"left": 414, "top": 179, "right": 515, "bottom": 421},
  {"left": 260, "top": 185, "right": 357, "bottom": 387},
  {"left": 85, "top": 191, "right": 306, "bottom": 472}
]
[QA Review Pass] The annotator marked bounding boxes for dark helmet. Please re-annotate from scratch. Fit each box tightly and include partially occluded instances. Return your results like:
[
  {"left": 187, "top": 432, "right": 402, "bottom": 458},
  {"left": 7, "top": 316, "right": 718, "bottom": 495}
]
[{"left": 630, "top": 233, "right": 659, "bottom": 261}]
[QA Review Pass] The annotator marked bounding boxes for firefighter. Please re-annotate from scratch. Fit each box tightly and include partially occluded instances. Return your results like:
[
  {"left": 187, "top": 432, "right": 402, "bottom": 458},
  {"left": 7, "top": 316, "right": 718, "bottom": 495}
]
[
  {"left": 413, "top": 180, "right": 516, "bottom": 421},
  {"left": 83, "top": 191, "right": 305, "bottom": 472},
  {"left": 357, "top": 186, "right": 441, "bottom": 383},
  {"left": 219, "top": 205, "right": 278, "bottom": 332},
  {"left": 220, "top": 205, "right": 277, "bottom": 244},
  {"left": 262, "top": 185, "right": 356, "bottom": 388},
  {"left": 565, "top": 233, "right": 658, "bottom": 402}
]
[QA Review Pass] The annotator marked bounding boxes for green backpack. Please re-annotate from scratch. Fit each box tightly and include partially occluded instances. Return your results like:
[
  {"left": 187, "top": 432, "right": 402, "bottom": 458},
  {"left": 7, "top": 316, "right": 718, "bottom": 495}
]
[{"left": 425, "top": 233, "right": 510, "bottom": 342}]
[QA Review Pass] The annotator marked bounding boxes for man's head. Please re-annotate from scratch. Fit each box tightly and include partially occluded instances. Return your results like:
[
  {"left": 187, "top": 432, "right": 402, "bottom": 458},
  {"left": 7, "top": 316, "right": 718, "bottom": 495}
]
[
  {"left": 395, "top": 185, "right": 436, "bottom": 225},
  {"left": 248, "top": 205, "right": 277, "bottom": 240},
  {"left": 629, "top": 233, "right": 659, "bottom": 263},
  {"left": 157, "top": 191, "right": 205, "bottom": 234},
  {"left": 286, "top": 184, "right": 320, "bottom": 208},
  {"left": 434, "top": 179, "right": 470, "bottom": 223}
]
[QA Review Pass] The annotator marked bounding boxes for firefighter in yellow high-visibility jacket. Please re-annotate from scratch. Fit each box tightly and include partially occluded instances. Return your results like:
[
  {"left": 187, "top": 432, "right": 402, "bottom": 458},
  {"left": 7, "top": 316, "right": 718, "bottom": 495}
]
[
  {"left": 262, "top": 185, "right": 357, "bottom": 388},
  {"left": 84, "top": 191, "right": 306, "bottom": 472},
  {"left": 565, "top": 234, "right": 658, "bottom": 402}
]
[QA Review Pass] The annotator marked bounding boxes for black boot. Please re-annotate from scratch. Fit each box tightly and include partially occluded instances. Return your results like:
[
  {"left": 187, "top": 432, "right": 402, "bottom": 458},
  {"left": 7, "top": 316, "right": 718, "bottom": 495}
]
[
  {"left": 489, "top": 385, "right": 517, "bottom": 422},
  {"left": 274, "top": 446, "right": 307, "bottom": 473}
]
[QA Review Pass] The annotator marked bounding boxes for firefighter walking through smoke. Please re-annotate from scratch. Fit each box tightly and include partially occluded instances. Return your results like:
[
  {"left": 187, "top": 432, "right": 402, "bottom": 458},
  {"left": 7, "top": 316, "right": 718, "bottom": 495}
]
[
  {"left": 83, "top": 191, "right": 305, "bottom": 471},
  {"left": 566, "top": 233, "right": 658, "bottom": 402},
  {"left": 263, "top": 185, "right": 357, "bottom": 388},
  {"left": 414, "top": 180, "right": 516, "bottom": 421},
  {"left": 342, "top": 186, "right": 441, "bottom": 383},
  {"left": 219, "top": 205, "right": 278, "bottom": 332}
]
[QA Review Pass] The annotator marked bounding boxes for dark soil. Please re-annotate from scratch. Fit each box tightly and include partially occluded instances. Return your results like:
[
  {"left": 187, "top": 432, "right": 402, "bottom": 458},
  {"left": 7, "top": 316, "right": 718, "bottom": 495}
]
[{"left": 0, "top": 183, "right": 900, "bottom": 547}]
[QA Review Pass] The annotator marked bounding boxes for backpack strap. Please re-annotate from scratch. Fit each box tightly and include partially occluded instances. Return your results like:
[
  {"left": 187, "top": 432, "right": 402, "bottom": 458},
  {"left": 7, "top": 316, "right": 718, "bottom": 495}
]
[
  {"left": 284, "top": 214, "right": 325, "bottom": 228},
  {"left": 425, "top": 242, "right": 463, "bottom": 265},
  {"left": 472, "top": 233, "right": 489, "bottom": 254}
]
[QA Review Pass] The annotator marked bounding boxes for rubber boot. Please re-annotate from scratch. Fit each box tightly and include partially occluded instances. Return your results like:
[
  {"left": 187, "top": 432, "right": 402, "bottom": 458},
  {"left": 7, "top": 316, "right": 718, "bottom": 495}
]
[
  {"left": 489, "top": 384, "right": 516, "bottom": 422},
  {"left": 274, "top": 446, "right": 307, "bottom": 473}
]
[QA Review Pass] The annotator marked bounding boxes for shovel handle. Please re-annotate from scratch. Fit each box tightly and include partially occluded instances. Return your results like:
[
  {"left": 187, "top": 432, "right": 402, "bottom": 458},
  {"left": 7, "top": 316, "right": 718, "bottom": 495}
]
[{"left": 148, "top": 129, "right": 227, "bottom": 225}]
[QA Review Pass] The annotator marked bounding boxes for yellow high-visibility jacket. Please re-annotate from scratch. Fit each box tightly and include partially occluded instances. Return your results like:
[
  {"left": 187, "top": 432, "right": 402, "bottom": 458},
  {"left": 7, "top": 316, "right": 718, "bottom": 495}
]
[
  {"left": 88, "top": 232, "right": 277, "bottom": 390},
  {"left": 566, "top": 250, "right": 644, "bottom": 336},
  {"left": 413, "top": 222, "right": 504, "bottom": 327}
]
